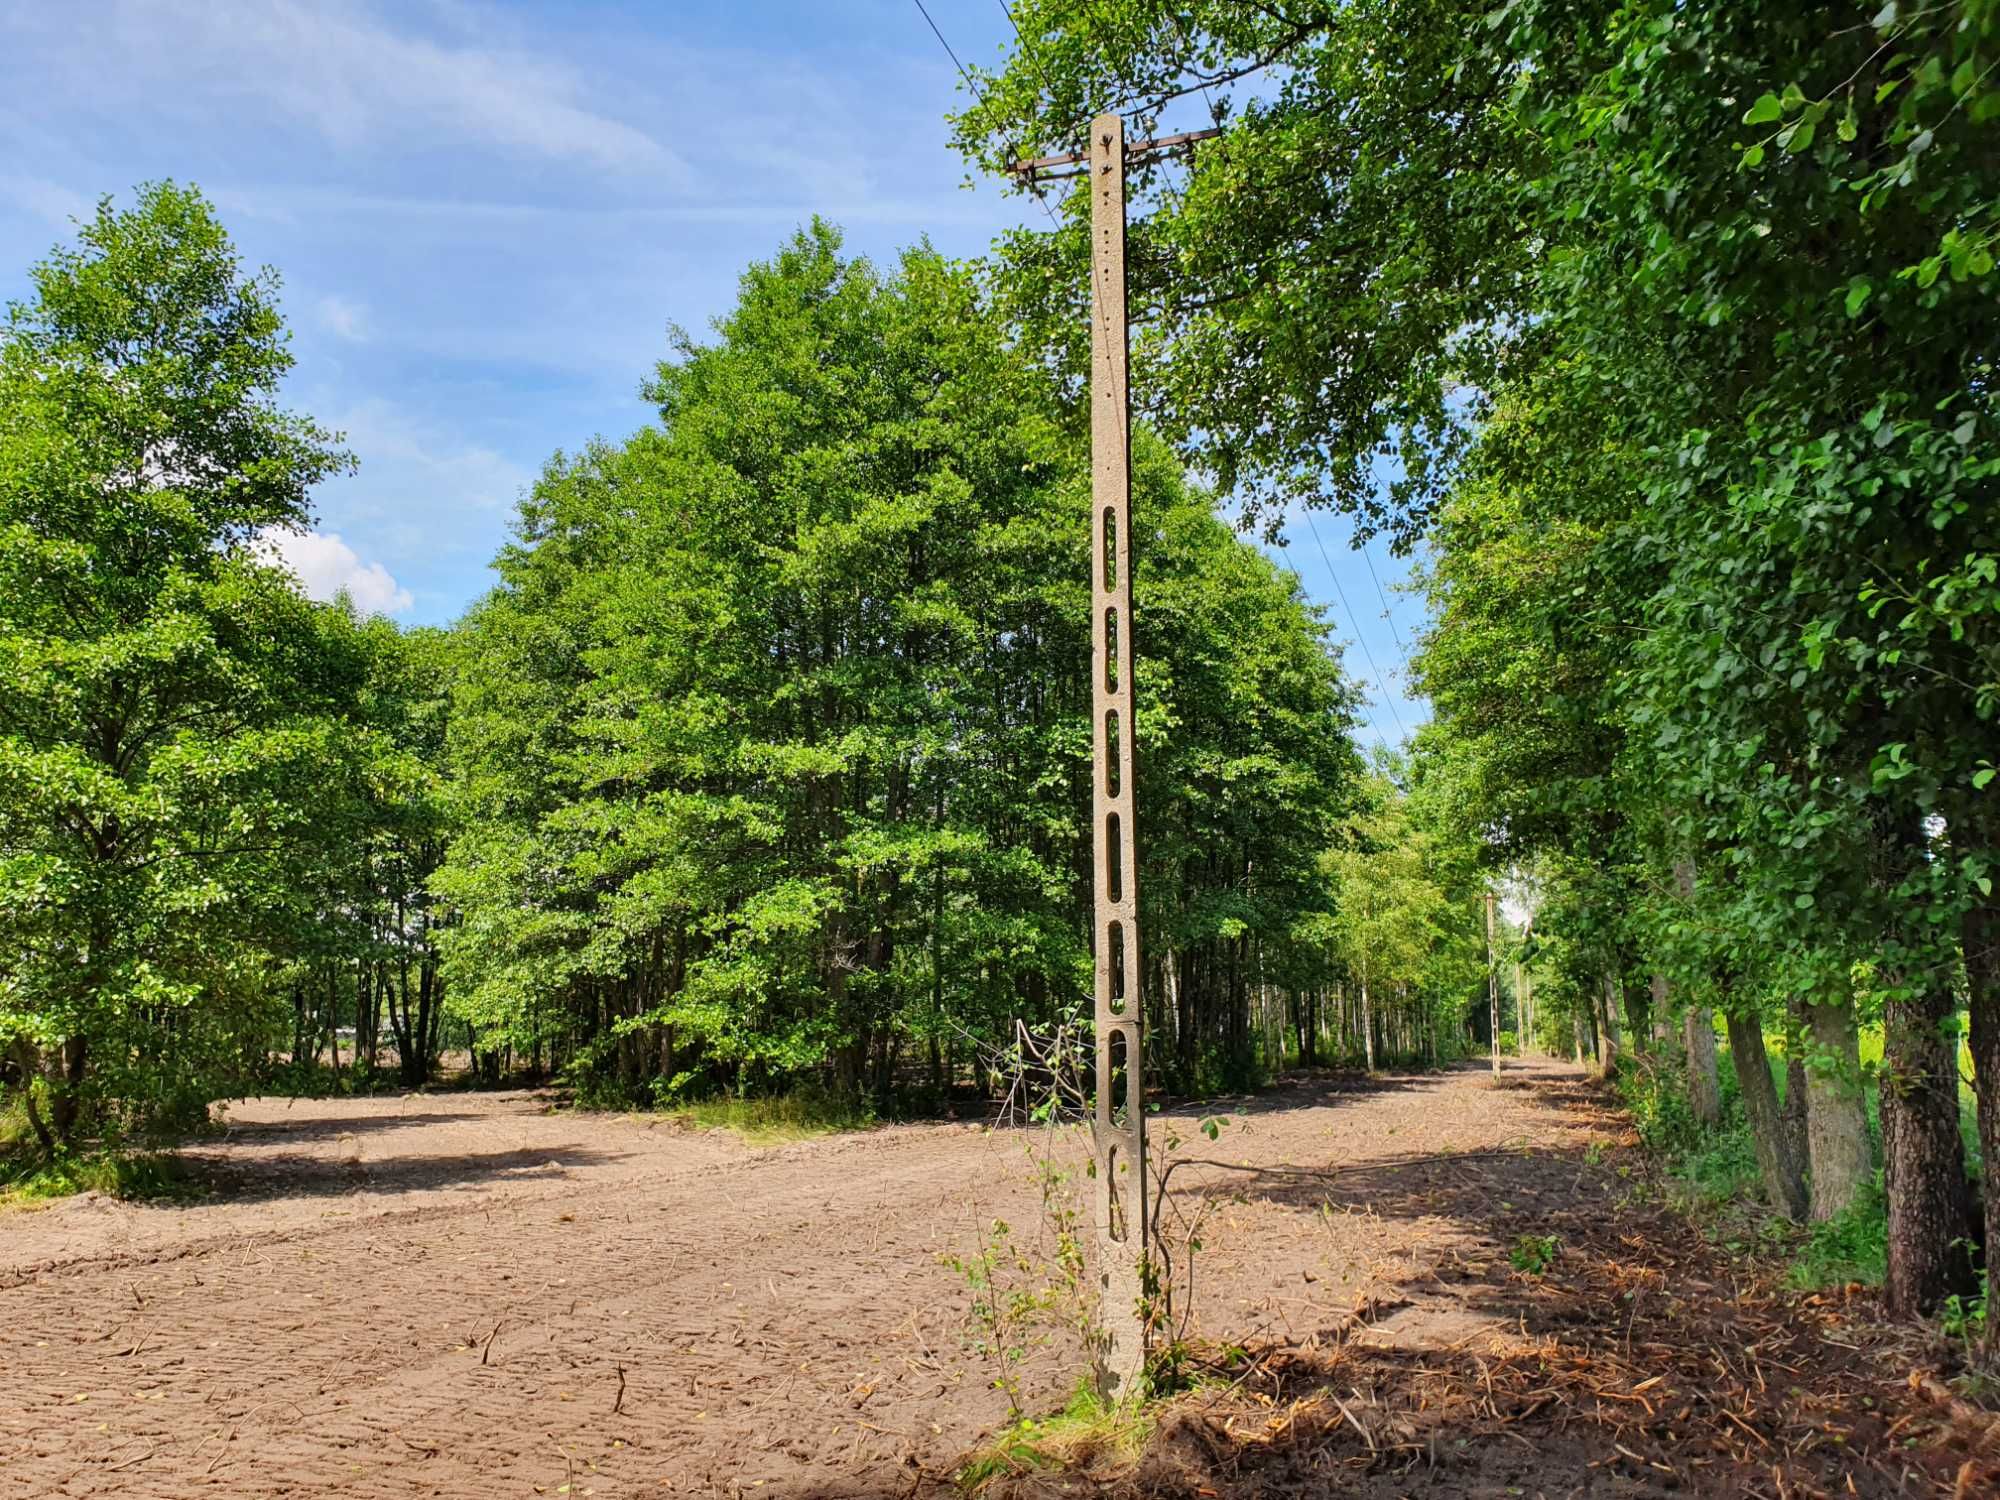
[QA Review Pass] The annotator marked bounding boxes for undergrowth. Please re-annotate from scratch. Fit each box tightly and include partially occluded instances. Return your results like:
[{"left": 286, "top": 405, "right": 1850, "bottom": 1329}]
[
  {"left": 1614, "top": 1048, "right": 1892, "bottom": 1291},
  {"left": 1786, "top": 1181, "right": 1890, "bottom": 1289},
  {"left": 0, "top": 1146, "right": 199, "bottom": 1208},
  {"left": 667, "top": 1088, "right": 877, "bottom": 1144}
]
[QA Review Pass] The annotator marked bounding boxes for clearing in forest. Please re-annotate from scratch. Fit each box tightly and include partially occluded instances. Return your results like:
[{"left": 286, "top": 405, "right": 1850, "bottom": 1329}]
[{"left": 1, "top": 1064, "right": 1987, "bottom": 1498}]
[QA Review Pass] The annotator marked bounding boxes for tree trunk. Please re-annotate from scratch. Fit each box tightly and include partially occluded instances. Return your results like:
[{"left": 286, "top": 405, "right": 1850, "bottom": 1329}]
[
  {"left": 1876, "top": 812, "right": 1977, "bottom": 1317},
  {"left": 1622, "top": 976, "right": 1652, "bottom": 1052},
  {"left": 1724, "top": 1009, "right": 1808, "bottom": 1220},
  {"left": 1779, "top": 1043, "right": 1809, "bottom": 1190},
  {"left": 1519, "top": 964, "right": 1532, "bottom": 1056},
  {"left": 10, "top": 1040, "right": 57, "bottom": 1158},
  {"left": 1684, "top": 1006, "right": 1722, "bottom": 1126},
  {"left": 1485, "top": 892, "right": 1500, "bottom": 1076},
  {"left": 1801, "top": 993, "right": 1872, "bottom": 1222},
  {"left": 1964, "top": 900, "right": 2000, "bottom": 1354},
  {"left": 1597, "top": 971, "right": 1620, "bottom": 1079},
  {"left": 1360, "top": 962, "right": 1376, "bottom": 1073},
  {"left": 1881, "top": 961, "right": 1976, "bottom": 1317},
  {"left": 43, "top": 1035, "right": 89, "bottom": 1144}
]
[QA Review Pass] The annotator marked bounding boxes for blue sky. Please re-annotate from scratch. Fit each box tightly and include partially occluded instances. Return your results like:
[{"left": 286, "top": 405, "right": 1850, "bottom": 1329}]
[{"left": 0, "top": 0, "right": 1427, "bottom": 746}]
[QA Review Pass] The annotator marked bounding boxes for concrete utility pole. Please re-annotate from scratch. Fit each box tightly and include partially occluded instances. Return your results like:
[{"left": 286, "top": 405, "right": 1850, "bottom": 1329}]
[
  {"left": 1087, "top": 111, "right": 1147, "bottom": 1396},
  {"left": 1009, "top": 111, "right": 1220, "bottom": 1402},
  {"left": 1486, "top": 890, "right": 1501, "bottom": 1077}
]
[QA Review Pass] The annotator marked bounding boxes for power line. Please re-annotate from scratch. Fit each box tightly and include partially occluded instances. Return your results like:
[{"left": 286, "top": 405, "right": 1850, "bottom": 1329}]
[
  {"left": 1359, "top": 537, "right": 1410, "bottom": 659},
  {"left": 994, "top": 0, "right": 1065, "bottom": 112},
  {"left": 1357, "top": 532, "right": 1422, "bottom": 716},
  {"left": 1301, "top": 509, "right": 1410, "bottom": 745},
  {"left": 1271, "top": 544, "right": 1389, "bottom": 753},
  {"left": 914, "top": 0, "right": 1066, "bottom": 231},
  {"left": 912, "top": 0, "right": 976, "bottom": 91}
]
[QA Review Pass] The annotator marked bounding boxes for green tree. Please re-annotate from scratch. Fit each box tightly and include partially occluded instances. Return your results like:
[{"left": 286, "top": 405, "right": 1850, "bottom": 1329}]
[
  {"left": 437, "top": 223, "right": 1362, "bottom": 1104},
  {"left": 959, "top": 0, "right": 2000, "bottom": 1318},
  {"left": 0, "top": 184, "right": 359, "bottom": 1150}
]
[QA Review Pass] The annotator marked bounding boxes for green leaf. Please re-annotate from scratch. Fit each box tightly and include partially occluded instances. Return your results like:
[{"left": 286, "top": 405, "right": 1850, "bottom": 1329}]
[
  {"left": 1742, "top": 93, "right": 1783, "bottom": 125},
  {"left": 1844, "top": 279, "right": 1873, "bottom": 318}
]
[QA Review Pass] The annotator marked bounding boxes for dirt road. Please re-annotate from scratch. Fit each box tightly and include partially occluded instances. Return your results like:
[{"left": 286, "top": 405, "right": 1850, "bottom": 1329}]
[{"left": 0, "top": 1064, "right": 1612, "bottom": 1497}]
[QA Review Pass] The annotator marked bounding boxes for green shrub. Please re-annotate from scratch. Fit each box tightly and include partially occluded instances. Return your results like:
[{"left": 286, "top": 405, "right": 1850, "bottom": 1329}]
[
  {"left": 1786, "top": 1181, "right": 1889, "bottom": 1290},
  {"left": 1671, "top": 1124, "right": 1762, "bottom": 1211},
  {"left": 1510, "top": 1232, "right": 1561, "bottom": 1275},
  {"left": 1615, "top": 1057, "right": 1706, "bottom": 1157}
]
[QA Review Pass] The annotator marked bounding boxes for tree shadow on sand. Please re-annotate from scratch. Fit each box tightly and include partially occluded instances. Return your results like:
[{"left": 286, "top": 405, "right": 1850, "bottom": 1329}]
[{"left": 192, "top": 1142, "right": 632, "bottom": 1203}]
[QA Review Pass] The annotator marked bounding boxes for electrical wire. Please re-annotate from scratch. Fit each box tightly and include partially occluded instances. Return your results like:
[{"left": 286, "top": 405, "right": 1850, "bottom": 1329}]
[
  {"left": 913, "top": 0, "right": 1066, "bottom": 230},
  {"left": 1302, "top": 509, "right": 1409, "bottom": 745},
  {"left": 1268, "top": 543, "right": 1389, "bottom": 753}
]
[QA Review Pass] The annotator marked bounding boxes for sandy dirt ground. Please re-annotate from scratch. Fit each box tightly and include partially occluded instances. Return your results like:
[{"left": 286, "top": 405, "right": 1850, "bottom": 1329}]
[
  {"left": 3, "top": 1063, "right": 1985, "bottom": 1498},
  {"left": 1, "top": 1064, "right": 1593, "bottom": 1497}
]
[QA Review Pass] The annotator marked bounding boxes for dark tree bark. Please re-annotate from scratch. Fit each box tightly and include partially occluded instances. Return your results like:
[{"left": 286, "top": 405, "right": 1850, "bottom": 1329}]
[
  {"left": 1880, "top": 964, "right": 1977, "bottom": 1317},
  {"left": 10, "top": 1040, "right": 57, "bottom": 1159},
  {"left": 1778, "top": 1002, "right": 1809, "bottom": 1189},
  {"left": 1684, "top": 1006, "right": 1723, "bottom": 1126},
  {"left": 1865, "top": 812, "right": 1976, "bottom": 1317},
  {"left": 1962, "top": 900, "right": 2000, "bottom": 1351},
  {"left": 49, "top": 1035, "right": 89, "bottom": 1143},
  {"left": 1724, "top": 1009, "right": 1808, "bottom": 1221}
]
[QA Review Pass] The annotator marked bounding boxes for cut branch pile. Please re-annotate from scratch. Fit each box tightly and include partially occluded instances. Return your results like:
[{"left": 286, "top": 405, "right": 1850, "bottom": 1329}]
[{"left": 970, "top": 1076, "right": 2000, "bottom": 1500}]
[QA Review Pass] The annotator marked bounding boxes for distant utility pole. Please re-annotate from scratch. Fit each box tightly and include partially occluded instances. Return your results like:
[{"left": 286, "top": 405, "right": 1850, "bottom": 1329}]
[
  {"left": 1009, "top": 112, "right": 1218, "bottom": 1400},
  {"left": 1518, "top": 918, "right": 1533, "bottom": 1058},
  {"left": 1485, "top": 890, "right": 1501, "bottom": 1077}
]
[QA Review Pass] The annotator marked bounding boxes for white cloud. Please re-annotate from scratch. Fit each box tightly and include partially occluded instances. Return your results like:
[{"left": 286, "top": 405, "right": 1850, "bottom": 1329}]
[
  {"left": 327, "top": 397, "right": 532, "bottom": 520},
  {"left": 316, "top": 294, "right": 369, "bottom": 342},
  {"left": 259, "top": 528, "right": 414, "bottom": 617},
  {"left": 0, "top": 173, "right": 91, "bottom": 230},
  {"left": 19, "top": 0, "right": 685, "bottom": 177}
]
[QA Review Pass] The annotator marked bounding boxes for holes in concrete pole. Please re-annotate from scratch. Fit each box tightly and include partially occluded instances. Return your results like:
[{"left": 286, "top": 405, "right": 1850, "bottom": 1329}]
[
  {"left": 1105, "top": 709, "right": 1120, "bottom": 797},
  {"left": 1104, "top": 608, "right": 1119, "bottom": 692},
  {"left": 1108, "top": 1025, "right": 1130, "bottom": 1133},
  {"left": 1103, "top": 506, "right": 1117, "bottom": 590},
  {"left": 1106, "top": 813, "right": 1122, "bottom": 903},
  {"left": 1105, "top": 1142, "right": 1127, "bottom": 1242},
  {"left": 1108, "top": 921, "right": 1126, "bottom": 1013}
]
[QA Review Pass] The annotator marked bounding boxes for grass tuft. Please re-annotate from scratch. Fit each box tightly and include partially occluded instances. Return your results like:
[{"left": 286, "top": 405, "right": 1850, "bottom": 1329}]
[
  {"left": 957, "top": 1380, "right": 1151, "bottom": 1490},
  {"left": 670, "top": 1088, "right": 877, "bottom": 1145}
]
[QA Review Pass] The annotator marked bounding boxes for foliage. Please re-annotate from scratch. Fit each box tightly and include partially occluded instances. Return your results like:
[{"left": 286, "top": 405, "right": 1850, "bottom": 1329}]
[
  {"left": 959, "top": 0, "right": 2000, "bottom": 1318},
  {"left": 669, "top": 1088, "right": 877, "bottom": 1146},
  {"left": 942, "top": 1143, "right": 1097, "bottom": 1423},
  {"left": 956, "top": 1378, "right": 1150, "bottom": 1490},
  {"left": 1940, "top": 1271, "right": 1990, "bottom": 1345},
  {"left": 1617, "top": 1058, "right": 1707, "bottom": 1159},
  {"left": 0, "top": 184, "right": 393, "bottom": 1151},
  {"left": 436, "top": 223, "right": 1363, "bottom": 1103},
  {"left": 0, "top": 1145, "right": 198, "bottom": 1208},
  {"left": 1509, "top": 1233, "right": 1562, "bottom": 1276}
]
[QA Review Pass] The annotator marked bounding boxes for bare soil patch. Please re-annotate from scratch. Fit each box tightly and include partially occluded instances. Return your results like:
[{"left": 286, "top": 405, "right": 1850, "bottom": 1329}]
[{"left": 1, "top": 1065, "right": 1984, "bottom": 1497}]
